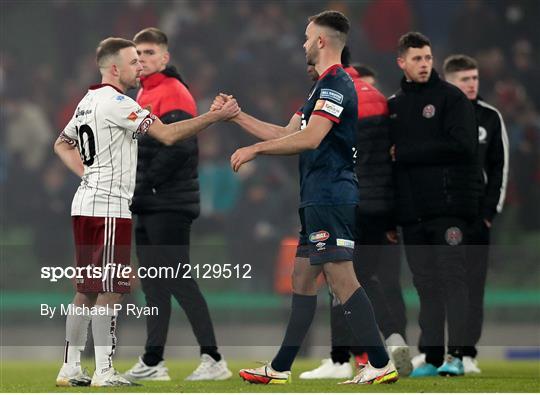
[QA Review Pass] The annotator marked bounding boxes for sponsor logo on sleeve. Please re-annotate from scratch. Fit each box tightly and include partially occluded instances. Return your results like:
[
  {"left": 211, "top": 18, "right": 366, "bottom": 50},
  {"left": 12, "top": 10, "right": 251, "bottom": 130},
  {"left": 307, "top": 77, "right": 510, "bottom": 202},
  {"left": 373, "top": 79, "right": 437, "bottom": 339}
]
[
  {"left": 320, "top": 100, "right": 344, "bottom": 118},
  {"left": 116, "top": 95, "right": 126, "bottom": 101},
  {"left": 320, "top": 88, "right": 344, "bottom": 104},
  {"left": 309, "top": 230, "right": 330, "bottom": 243},
  {"left": 127, "top": 112, "right": 138, "bottom": 122},
  {"left": 315, "top": 99, "right": 325, "bottom": 111}
]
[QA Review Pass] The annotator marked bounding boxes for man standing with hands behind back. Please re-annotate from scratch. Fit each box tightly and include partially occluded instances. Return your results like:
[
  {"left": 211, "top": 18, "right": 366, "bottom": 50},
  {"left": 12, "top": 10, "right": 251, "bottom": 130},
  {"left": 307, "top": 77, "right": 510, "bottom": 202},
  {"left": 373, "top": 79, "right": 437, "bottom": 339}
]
[
  {"left": 125, "top": 27, "right": 231, "bottom": 382},
  {"left": 443, "top": 54, "right": 509, "bottom": 374},
  {"left": 388, "top": 32, "right": 481, "bottom": 378}
]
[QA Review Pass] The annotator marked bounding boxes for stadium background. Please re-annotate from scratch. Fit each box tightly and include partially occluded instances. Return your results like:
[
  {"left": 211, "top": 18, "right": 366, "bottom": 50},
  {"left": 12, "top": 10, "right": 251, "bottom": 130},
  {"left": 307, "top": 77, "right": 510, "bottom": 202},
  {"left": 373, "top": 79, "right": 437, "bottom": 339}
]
[{"left": 1, "top": 0, "right": 539, "bottom": 362}]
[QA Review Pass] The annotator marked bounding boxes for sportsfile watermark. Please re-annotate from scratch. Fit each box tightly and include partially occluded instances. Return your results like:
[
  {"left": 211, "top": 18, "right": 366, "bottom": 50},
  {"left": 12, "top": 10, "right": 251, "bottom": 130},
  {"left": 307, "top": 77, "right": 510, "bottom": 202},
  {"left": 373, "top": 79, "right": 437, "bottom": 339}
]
[{"left": 40, "top": 262, "right": 252, "bottom": 282}]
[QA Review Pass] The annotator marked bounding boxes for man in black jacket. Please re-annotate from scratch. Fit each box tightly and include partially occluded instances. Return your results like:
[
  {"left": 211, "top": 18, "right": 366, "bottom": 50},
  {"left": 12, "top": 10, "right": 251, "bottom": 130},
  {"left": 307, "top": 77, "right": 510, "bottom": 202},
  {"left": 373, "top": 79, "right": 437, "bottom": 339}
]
[
  {"left": 443, "top": 54, "right": 509, "bottom": 374},
  {"left": 388, "top": 32, "right": 481, "bottom": 377},
  {"left": 125, "top": 28, "right": 231, "bottom": 382}
]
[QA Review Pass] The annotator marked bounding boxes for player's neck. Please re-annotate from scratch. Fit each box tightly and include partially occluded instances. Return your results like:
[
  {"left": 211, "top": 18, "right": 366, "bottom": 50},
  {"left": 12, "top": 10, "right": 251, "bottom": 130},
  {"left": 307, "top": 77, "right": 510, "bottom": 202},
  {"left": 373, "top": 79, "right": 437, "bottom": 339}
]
[
  {"left": 101, "top": 77, "right": 126, "bottom": 94},
  {"left": 315, "top": 54, "right": 342, "bottom": 76}
]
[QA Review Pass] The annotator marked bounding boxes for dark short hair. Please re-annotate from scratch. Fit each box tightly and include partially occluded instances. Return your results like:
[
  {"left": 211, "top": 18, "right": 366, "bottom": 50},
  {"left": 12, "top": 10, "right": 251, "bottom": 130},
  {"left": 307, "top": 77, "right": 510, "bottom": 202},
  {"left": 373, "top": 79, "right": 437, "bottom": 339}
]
[
  {"left": 308, "top": 10, "right": 350, "bottom": 35},
  {"left": 96, "top": 37, "right": 135, "bottom": 68},
  {"left": 443, "top": 54, "right": 478, "bottom": 76},
  {"left": 352, "top": 64, "right": 376, "bottom": 79},
  {"left": 133, "top": 27, "right": 168, "bottom": 47},
  {"left": 341, "top": 46, "right": 351, "bottom": 66},
  {"left": 397, "top": 31, "right": 431, "bottom": 56}
]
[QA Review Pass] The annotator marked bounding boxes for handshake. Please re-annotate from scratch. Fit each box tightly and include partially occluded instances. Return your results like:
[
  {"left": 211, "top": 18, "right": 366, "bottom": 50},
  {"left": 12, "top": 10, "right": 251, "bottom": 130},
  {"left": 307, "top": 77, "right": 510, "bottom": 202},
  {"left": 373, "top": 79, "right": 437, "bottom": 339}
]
[
  {"left": 209, "top": 93, "right": 241, "bottom": 121},
  {"left": 207, "top": 93, "right": 260, "bottom": 173}
]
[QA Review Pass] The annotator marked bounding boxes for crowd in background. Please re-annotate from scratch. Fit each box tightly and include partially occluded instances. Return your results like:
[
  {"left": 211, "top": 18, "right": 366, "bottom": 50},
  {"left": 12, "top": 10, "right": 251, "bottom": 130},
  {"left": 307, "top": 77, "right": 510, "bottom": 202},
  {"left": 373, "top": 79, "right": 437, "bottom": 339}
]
[{"left": 1, "top": 0, "right": 539, "bottom": 292}]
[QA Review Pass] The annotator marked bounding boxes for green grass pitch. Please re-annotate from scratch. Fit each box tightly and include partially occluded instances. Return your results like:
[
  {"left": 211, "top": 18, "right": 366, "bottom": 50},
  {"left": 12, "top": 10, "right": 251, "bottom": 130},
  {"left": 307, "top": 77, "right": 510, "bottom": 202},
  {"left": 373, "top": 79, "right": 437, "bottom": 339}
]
[{"left": 1, "top": 359, "right": 539, "bottom": 392}]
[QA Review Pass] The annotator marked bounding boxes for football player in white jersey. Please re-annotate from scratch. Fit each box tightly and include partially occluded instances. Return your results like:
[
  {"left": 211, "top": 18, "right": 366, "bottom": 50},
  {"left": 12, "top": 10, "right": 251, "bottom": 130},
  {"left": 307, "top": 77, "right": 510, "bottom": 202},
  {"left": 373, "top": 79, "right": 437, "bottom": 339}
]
[{"left": 53, "top": 37, "right": 239, "bottom": 387}]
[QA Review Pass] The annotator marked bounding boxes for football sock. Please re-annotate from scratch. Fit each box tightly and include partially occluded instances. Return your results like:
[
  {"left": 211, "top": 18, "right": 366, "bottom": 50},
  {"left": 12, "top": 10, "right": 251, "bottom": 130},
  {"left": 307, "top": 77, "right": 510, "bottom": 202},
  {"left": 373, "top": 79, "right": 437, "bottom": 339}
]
[
  {"left": 92, "top": 305, "right": 118, "bottom": 375},
  {"left": 201, "top": 347, "right": 222, "bottom": 362},
  {"left": 63, "top": 304, "right": 91, "bottom": 369},
  {"left": 271, "top": 293, "right": 317, "bottom": 372},
  {"left": 329, "top": 292, "right": 353, "bottom": 364},
  {"left": 342, "top": 287, "right": 389, "bottom": 368}
]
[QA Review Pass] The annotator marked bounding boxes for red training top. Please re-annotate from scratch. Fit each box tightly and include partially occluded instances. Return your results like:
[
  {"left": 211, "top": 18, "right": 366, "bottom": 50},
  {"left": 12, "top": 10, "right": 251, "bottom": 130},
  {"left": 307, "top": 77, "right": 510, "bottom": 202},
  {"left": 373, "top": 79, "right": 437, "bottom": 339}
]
[
  {"left": 137, "top": 71, "right": 197, "bottom": 118},
  {"left": 344, "top": 66, "right": 388, "bottom": 120}
]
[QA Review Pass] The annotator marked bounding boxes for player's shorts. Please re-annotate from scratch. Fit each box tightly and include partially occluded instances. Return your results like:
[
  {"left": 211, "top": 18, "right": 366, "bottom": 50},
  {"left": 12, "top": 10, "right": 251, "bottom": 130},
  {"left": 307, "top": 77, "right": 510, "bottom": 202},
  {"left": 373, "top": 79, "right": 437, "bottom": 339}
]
[
  {"left": 72, "top": 216, "right": 132, "bottom": 294},
  {"left": 296, "top": 205, "right": 356, "bottom": 265}
]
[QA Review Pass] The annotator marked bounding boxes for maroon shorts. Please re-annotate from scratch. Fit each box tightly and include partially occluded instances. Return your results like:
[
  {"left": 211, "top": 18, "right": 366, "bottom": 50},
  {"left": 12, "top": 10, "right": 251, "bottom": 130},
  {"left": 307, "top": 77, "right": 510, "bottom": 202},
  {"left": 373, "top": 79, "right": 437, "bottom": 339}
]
[{"left": 72, "top": 216, "right": 132, "bottom": 294}]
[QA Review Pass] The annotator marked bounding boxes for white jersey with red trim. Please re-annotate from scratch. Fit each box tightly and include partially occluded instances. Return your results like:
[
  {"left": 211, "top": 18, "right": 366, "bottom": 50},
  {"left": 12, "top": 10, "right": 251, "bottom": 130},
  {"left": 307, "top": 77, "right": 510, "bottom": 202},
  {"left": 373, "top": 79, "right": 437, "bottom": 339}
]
[{"left": 60, "top": 84, "right": 156, "bottom": 218}]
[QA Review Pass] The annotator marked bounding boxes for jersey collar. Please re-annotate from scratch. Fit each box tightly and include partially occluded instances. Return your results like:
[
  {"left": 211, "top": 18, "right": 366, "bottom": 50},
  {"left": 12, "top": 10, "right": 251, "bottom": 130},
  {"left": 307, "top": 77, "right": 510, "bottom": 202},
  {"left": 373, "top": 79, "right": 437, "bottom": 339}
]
[
  {"left": 318, "top": 64, "right": 343, "bottom": 80},
  {"left": 343, "top": 66, "right": 360, "bottom": 80},
  {"left": 89, "top": 83, "right": 124, "bottom": 94}
]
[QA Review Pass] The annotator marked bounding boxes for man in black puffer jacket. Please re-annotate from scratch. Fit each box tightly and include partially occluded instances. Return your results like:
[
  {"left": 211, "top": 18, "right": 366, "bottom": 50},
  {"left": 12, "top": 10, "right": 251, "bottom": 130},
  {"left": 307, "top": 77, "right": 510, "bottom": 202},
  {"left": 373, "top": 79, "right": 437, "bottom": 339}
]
[
  {"left": 125, "top": 28, "right": 231, "bottom": 382},
  {"left": 388, "top": 32, "right": 481, "bottom": 378}
]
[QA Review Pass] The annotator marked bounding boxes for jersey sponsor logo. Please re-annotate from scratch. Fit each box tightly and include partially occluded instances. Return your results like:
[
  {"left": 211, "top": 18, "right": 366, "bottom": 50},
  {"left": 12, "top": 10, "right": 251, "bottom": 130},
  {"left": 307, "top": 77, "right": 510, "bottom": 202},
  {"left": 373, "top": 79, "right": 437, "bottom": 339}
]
[
  {"left": 315, "top": 100, "right": 344, "bottom": 118},
  {"left": 127, "top": 111, "right": 138, "bottom": 121},
  {"left": 320, "top": 88, "right": 344, "bottom": 104},
  {"left": 445, "top": 227, "right": 463, "bottom": 246},
  {"left": 316, "top": 242, "right": 326, "bottom": 251},
  {"left": 115, "top": 95, "right": 126, "bottom": 101},
  {"left": 75, "top": 108, "right": 93, "bottom": 118},
  {"left": 309, "top": 230, "right": 330, "bottom": 243},
  {"left": 478, "top": 126, "right": 487, "bottom": 143},
  {"left": 422, "top": 104, "right": 436, "bottom": 118},
  {"left": 336, "top": 238, "right": 355, "bottom": 248}
]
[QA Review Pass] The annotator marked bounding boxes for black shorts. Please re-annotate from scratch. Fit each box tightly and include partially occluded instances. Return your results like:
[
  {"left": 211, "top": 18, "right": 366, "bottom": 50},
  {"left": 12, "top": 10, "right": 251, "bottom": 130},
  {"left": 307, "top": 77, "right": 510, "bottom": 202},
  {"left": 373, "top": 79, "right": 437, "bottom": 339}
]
[{"left": 296, "top": 205, "right": 356, "bottom": 265}]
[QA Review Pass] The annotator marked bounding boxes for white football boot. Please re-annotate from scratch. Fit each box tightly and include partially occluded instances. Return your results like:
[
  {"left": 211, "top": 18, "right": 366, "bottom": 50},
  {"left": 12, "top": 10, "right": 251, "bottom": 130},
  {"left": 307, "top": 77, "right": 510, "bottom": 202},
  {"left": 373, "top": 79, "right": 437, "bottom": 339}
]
[
  {"left": 124, "top": 356, "right": 171, "bottom": 381},
  {"left": 90, "top": 368, "right": 139, "bottom": 387},
  {"left": 340, "top": 360, "right": 399, "bottom": 385},
  {"left": 56, "top": 365, "right": 91, "bottom": 387},
  {"left": 463, "top": 356, "right": 481, "bottom": 374},
  {"left": 299, "top": 358, "right": 353, "bottom": 379},
  {"left": 411, "top": 352, "right": 426, "bottom": 370},
  {"left": 385, "top": 333, "right": 413, "bottom": 377},
  {"left": 185, "top": 353, "right": 232, "bottom": 381}
]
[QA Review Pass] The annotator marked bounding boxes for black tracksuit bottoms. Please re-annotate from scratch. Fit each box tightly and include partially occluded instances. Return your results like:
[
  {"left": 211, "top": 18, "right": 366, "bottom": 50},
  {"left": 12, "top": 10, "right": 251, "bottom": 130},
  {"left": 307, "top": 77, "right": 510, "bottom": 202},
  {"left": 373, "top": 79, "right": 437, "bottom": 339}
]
[
  {"left": 135, "top": 212, "right": 218, "bottom": 365},
  {"left": 463, "top": 217, "right": 491, "bottom": 358},
  {"left": 402, "top": 216, "right": 468, "bottom": 367}
]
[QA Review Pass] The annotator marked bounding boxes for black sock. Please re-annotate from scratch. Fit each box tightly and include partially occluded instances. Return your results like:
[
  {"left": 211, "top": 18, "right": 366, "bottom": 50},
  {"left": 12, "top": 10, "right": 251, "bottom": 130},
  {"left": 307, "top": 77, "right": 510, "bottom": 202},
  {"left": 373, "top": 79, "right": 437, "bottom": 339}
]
[
  {"left": 342, "top": 287, "right": 389, "bottom": 368},
  {"left": 271, "top": 293, "right": 317, "bottom": 372},
  {"left": 201, "top": 347, "right": 221, "bottom": 362},
  {"left": 329, "top": 292, "right": 352, "bottom": 364}
]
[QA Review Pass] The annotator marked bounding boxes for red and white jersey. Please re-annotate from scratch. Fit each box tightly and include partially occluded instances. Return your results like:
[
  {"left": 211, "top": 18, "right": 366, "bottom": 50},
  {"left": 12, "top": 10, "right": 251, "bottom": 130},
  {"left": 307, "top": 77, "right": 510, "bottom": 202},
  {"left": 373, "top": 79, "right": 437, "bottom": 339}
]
[{"left": 60, "top": 84, "right": 156, "bottom": 218}]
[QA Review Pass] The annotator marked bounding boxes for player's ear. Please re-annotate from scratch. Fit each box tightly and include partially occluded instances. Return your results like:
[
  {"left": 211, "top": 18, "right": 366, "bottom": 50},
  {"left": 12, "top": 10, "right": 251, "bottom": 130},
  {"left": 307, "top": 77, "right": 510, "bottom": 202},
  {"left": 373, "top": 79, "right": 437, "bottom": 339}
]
[
  {"left": 397, "top": 57, "right": 405, "bottom": 70},
  {"left": 163, "top": 51, "right": 170, "bottom": 65},
  {"left": 318, "top": 35, "right": 324, "bottom": 49},
  {"left": 111, "top": 63, "right": 119, "bottom": 76}
]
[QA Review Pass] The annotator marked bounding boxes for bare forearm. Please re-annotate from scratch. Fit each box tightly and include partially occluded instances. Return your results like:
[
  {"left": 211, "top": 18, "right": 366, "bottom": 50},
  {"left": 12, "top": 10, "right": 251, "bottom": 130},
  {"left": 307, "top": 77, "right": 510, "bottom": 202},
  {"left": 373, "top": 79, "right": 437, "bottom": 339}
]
[
  {"left": 254, "top": 131, "right": 316, "bottom": 155},
  {"left": 233, "top": 112, "right": 291, "bottom": 140},
  {"left": 151, "top": 112, "right": 218, "bottom": 145},
  {"left": 55, "top": 144, "right": 84, "bottom": 177}
]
